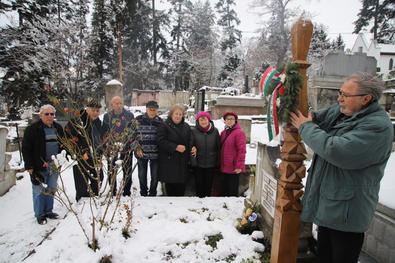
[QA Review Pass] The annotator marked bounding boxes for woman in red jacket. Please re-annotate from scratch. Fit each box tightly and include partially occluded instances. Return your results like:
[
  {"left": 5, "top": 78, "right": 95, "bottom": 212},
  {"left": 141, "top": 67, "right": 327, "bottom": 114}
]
[{"left": 220, "top": 112, "right": 246, "bottom": 196}]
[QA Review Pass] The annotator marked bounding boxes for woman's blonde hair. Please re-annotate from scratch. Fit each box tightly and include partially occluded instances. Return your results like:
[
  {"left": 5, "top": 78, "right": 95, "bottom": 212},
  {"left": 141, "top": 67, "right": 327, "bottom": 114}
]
[{"left": 168, "top": 104, "right": 186, "bottom": 118}]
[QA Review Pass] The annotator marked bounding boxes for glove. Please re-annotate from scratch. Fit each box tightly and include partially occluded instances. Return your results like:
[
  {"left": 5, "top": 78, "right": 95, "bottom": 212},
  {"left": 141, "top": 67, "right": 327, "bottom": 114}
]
[{"left": 30, "top": 171, "right": 44, "bottom": 185}]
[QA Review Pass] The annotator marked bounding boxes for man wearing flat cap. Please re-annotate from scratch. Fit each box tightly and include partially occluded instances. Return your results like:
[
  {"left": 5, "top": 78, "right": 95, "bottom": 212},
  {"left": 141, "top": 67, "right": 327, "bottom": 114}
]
[
  {"left": 64, "top": 101, "right": 104, "bottom": 201},
  {"left": 129, "top": 100, "right": 162, "bottom": 196}
]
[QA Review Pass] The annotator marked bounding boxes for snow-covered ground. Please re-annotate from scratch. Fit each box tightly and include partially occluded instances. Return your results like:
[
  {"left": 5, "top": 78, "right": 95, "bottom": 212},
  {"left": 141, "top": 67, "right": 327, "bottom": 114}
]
[{"left": 0, "top": 114, "right": 393, "bottom": 263}]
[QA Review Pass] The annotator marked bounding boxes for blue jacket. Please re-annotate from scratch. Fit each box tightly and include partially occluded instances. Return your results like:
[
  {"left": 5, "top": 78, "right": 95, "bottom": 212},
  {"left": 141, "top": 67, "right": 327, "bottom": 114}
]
[
  {"left": 299, "top": 101, "right": 393, "bottom": 232},
  {"left": 131, "top": 113, "right": 162, "bottom": 160}
]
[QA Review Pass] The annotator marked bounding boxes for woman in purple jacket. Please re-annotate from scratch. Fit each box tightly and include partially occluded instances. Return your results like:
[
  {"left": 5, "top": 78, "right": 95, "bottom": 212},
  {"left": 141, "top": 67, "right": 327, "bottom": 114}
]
[{"left": 220, "top": 112, "right": 246, "bottom": 196}]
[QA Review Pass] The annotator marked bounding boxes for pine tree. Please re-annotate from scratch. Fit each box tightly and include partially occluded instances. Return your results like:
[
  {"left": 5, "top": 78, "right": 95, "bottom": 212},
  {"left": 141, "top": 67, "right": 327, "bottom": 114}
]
[
  {"left": 332, "top": 34, "right": 345, "bottom": 50},
  {"left": 354, "top": 0, "right": 395, "bottom": 44},
  {"left": 215, "top": 0, "right": 242, "bottom": 86},
  {"left": 0, "top": 0, "right": 59, "bottom": 109},
  {"left": 0, "top": 0, "right": 94, "bottom": 108},
  {"left": 168, "top": 0, "right": 194, "bottom": 91},
  {"left": 186, "top": 0, "right": 217, "bottom": 89},
  {"left": 89, "top": 0, "right": 117, "bottom": 81},
  {"left": 307, "top": 23, "right": 333, "bottom": 77}
]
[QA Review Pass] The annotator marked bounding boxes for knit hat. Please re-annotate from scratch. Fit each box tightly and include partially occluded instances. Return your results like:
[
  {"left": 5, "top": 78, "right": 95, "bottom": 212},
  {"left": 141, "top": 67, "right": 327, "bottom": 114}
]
[
  {"left": 196, "top": 111, "right": 211, "bottom": 121},
  {"left": 223, "top": 112, "right": 238, "bottom": 121}
]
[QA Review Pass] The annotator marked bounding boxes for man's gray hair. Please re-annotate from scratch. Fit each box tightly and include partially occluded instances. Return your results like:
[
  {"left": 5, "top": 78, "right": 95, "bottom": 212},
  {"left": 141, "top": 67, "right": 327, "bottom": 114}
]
[
  {"left": 39, "top": 104, "right": 56, "bottom": 114},
  {"left": 347, "top": 72, "right": 383, "bottom": 102}
]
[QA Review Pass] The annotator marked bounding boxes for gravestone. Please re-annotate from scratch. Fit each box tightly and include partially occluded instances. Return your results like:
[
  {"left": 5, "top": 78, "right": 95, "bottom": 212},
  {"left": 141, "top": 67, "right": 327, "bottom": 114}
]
[
  {"left": 105, "top": 80, "right": 123, "bottom": 111},
  {"left": 0, "top": 126, "right": 16, "bottom": 196}
]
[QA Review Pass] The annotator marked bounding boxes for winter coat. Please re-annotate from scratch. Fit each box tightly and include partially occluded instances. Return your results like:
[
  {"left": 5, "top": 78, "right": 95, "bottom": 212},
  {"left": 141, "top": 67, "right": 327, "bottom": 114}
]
[
  {"left": 191, "top": 121, "right": 220, "bottom": 168},
  {"left": 64, "top": 110, "right": 104, "bottom": 164},
  {"left": 299, "top": 101, "right": 393, "bottom": 233},
  {"left": 156, "top": 117, "right": 191, "bottom": 183},
  {"left": 102, "top": 109, "right": 134, "bottom": 137},
  {"left": 22, "top": 120, "right": 64, "bottom": 172},
  {"left": 220, "top": 122, "right": 246, "bottom": 174},
  {"left": 102, "top": 109, "right": 134, "bottom": 158},
  {"left": 130, "top": 113, "right": 162, "bottom": 160}
]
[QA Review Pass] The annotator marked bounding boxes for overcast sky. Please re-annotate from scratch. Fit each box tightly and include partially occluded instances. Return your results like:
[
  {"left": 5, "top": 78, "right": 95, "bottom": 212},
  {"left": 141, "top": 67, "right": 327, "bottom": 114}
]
[{"left": 235, "top": 0, "right": 370, "bottom": 50}]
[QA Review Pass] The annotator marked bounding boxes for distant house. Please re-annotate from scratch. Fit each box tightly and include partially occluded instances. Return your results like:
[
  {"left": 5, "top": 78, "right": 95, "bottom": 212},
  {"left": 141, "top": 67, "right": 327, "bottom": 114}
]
[{"left": 351, "top": 33, "right": 395, "bottom": 78}]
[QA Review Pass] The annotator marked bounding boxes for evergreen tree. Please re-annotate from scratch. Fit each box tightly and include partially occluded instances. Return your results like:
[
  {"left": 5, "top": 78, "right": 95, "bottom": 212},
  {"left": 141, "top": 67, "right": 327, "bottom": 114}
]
[
  {"left": 0, "top": 0, "right": 94, "bottom": 108},
  {"left": 307, "top": 23, "right": 333, "bottom": 77},
  {"left": 215, "top": 0, "right": 242, "bottom": 86},
  {"left": 89, "top": 0, "right": 117, "bottom": 84},
  {"left": 332, "top": 34, "right": 345, "bottom": 50},
  {"left": 110, "top": 0, "right": 170, "bottom": 101},
  {"left": 354, "top": 0, "right": 395, "bottom": 44},
  {"left": 186, "top": 0, "right": 217, "bottom": 89},
  {"left": 55, "top": 0, "right": 93, "bottom": 102},
  {"left": 168, "top": 0, "right": 193, "bottom": 91},
  {"left": 0, "top": 0, "right": 59, "bottom": 109},
  {"left": 0, "top": 23, "right": 53, "bottom": 108},
  {"left": 215, "top": 0, "right": 241, "bottom": 51}
]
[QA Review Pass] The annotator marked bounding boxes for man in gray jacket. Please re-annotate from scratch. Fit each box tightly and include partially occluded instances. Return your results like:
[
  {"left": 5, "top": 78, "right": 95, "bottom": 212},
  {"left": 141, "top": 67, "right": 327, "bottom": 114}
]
[{"left": 290, "top": 72, "right": 393, "bottom": 263}]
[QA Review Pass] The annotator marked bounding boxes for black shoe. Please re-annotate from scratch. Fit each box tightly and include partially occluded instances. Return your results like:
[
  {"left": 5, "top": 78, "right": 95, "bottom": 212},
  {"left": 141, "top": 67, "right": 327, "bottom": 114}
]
[
  {"left": 37, "top": 216, "right": 47, "bottom": 225},
  {"left": 45, "top": 212, "right": 59, "bottom": 219}
]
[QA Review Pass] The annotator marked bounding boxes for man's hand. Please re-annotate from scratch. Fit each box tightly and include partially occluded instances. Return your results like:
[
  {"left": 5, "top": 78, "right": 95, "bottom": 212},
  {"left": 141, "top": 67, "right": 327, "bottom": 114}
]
[
  {"left": 136, "top": 149, "right": 144, "bottom": 158},
  {"left": 289, "top": 110, "right": 313, "bottom": 129},
  {"left": 30, "top": 171, "right": 44, "bottom": 186}
]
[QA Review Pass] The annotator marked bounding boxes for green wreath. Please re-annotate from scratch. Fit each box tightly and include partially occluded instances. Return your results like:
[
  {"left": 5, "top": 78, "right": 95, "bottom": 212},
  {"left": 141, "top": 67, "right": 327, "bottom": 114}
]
[{"left": 265, "top": 62, "right": 304, "bottom": 123}]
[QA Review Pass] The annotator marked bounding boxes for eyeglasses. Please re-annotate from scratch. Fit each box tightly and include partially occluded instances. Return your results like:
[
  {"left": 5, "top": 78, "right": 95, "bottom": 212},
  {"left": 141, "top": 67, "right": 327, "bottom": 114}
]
[
  {"left": 225, "top": 118, "right": 235, "bottom": 121},
  {"left": 338, "top": 90, "right": 367, "bottom": 99},
  {"left": 43, "top": 113, "right": 55, "bottom": 116}
]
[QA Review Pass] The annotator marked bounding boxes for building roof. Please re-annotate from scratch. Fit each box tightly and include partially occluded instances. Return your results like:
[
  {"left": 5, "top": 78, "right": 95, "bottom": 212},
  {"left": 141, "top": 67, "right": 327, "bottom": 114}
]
[{"left": 380, "top": 45, "right": 395, "bottom": 54}]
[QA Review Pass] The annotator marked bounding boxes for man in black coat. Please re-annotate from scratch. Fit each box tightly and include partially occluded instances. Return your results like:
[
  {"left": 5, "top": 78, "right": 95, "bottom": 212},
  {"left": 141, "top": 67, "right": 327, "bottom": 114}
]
[
  {"left": 22, "top": 104, "right": 64, "bottom": 225},
  {"left": 64, "top": 101, "right": 104, "bottom": 201}
]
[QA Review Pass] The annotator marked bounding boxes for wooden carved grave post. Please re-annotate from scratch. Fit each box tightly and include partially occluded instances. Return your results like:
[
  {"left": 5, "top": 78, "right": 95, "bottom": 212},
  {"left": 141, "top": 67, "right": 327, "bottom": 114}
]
[{"left": 270, "top": 17, "right": 313, "bottom": 263}]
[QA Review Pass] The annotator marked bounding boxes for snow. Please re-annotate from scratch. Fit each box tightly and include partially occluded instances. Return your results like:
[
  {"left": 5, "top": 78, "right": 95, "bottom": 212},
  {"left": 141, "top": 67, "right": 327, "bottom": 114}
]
[
  {"left": 106, "top": 79, "right": 123, "bottom": 86},
  {"left": 0, "top": 149, "right": 265, "bottom": 262},
  {"left": 0, "top": 116, "right": 393, "bottom": 263}
]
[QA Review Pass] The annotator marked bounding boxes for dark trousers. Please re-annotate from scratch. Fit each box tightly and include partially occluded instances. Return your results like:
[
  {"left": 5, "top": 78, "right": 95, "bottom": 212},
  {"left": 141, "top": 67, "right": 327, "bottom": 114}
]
[
  {"left": 194, "top": 167, "right": 215, "bottom": 197},
  {"left": 317, "top": 226, "right": 364, "bottom": 263},
  {"left": 222, "top": 173, "right": 239, "bottom": 196},
  {"left": 138, "top": 158, "right": 159, "bottom": 196},
  {"left": 73, "top": 163, "right": 103, "bottom": 201},
  {"left": 165, "top": 183, "right": 186, "bottom": 196},
  {"left": 107, "top": 154, "right": 133, "bottom": 196}
]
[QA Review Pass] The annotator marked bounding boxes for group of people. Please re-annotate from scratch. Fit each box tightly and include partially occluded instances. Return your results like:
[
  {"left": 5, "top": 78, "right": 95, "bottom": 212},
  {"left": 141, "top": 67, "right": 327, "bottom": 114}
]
[
  {"left": 21, "top": 71, "right": 393, "bottom": 263},
  {"left": 22, "top": 96, "right": 248, "bottom": 225},
  {"left": 157, "top": 106, "right": 247, "bottom": 197}
]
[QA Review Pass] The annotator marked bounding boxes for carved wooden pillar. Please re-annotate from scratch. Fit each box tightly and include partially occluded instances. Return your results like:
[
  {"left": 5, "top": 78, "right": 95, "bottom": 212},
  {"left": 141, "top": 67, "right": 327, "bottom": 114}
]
[{"left": 270, "top": 17, "right": 313, "bottom": 263}]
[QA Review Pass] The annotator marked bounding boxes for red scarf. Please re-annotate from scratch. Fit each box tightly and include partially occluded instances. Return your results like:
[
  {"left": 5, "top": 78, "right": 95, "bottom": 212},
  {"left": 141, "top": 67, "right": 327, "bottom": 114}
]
[{"left": 202, "top": 123, "right": 211, "bottom": 132}]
